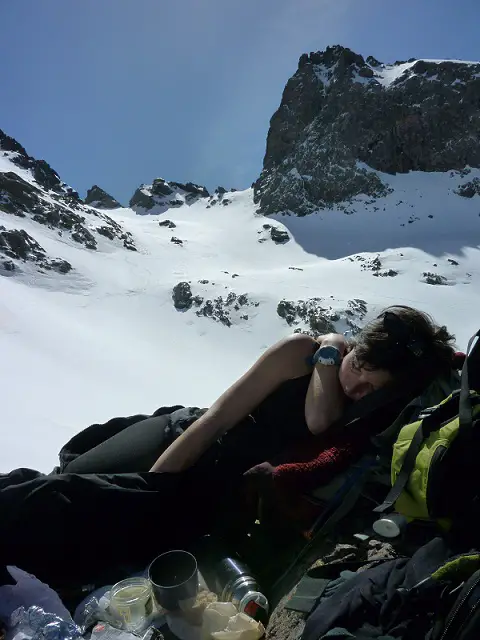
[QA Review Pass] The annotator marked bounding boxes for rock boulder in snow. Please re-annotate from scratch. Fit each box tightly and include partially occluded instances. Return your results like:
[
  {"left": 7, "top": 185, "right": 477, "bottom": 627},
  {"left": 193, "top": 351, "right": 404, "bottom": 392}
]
[
  {"left": 254, "top": 46, "right": 480, "bottom": 215},
  {"left": 159, "top": 219, "right": 176, "bottom": 228},
  {"left": 257, "top": 224, "right": 290, "bottom": 244},
  {"left": 270, "top": 227, "right": 290, "bottom": 244},
  {"left": 422, "top": 272, "right": 449, "bottom": 285},
  {"left": 456, "top": 178, "right": 480, "bottom": 198},
  {"left": 172, "top": 282, "right": 193, "bottom": 310},
  {"left": 85, "top": 185, "right": 122, "bottom": 209}
]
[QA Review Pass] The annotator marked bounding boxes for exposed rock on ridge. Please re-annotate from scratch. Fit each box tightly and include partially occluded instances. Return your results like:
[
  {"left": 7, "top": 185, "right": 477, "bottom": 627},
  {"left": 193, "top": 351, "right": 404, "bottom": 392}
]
[
  {"left": 130, "top": 178, "right": 210, "bottom": 214},
  {"left": 0, "top": 130, "right": 137, "bottom": 266},
  {"left": 254, "top": 45, "right": 480, "bottom": 215},
  {"left": 85, "top": 185, "right": 122, "bottom": 209}
]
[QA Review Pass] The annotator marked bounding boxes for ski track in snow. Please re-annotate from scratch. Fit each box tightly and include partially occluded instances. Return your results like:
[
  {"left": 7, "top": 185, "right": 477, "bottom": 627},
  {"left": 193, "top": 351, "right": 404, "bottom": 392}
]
[{"left": 1, "top": 152, "right": 480, "bottom": 472}]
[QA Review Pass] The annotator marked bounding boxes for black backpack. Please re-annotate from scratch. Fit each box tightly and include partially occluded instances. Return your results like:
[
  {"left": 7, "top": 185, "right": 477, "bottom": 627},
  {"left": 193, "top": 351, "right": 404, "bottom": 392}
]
[{"left": 300, "top": 537, "right": 480, "bottom": 640}]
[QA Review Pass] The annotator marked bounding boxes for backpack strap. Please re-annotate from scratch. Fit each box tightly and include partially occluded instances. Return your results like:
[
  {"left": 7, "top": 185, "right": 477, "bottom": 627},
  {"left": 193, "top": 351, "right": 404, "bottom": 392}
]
[
  {"left": 374, "top": 330, "right": 480, "bottom": 515},
  {"left": 373, "top": 419, "right": 426, "bottom": 513},
  {"left": 459, "top": 330, "right": 480, "bottom": 428}
]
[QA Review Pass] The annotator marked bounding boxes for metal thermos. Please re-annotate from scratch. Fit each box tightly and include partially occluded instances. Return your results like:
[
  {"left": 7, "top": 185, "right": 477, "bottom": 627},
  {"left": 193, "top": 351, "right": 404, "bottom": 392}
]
[{"left": 213, "top": 556, "right": 269, "bottom": 625}]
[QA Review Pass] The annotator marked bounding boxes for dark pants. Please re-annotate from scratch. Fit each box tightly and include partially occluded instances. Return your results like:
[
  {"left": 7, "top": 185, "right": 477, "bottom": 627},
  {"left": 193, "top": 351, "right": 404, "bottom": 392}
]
[
  {"left": 63, "top": 414, "right": 178, "bottom": 473},
  {"left": 0, "top": 409, "right": 263, "bottom": 593}
]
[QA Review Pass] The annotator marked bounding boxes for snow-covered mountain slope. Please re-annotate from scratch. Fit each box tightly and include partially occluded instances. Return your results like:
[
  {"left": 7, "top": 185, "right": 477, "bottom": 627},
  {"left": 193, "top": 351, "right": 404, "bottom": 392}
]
[{"left": 2, "top": 127, "right": 480, "bottom": 473}]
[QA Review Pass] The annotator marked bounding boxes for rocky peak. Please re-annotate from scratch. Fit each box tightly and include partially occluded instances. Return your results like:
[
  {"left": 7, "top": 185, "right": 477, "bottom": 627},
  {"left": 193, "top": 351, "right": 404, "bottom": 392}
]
[
  {"left": 298, "top": 45, "right": 369, "bottom": 79},
  {"left": 0, "top": 129, "right": 79, "bottom": 199},
  {"left": 0, "top": 129, "right": 29, "bottom": 157},
  {"left": 254, "top": 46, "right": 480, "bottom": 215},
  {"left": 0, "top": 128, "right": 137, "bottom": 263},
  {"left": 173, "top": 181, "right": 209, "bottom": 199},
  {"left": 366, "top": 55, "right": 383, "bottom": 67},
  {"left": 85, "top": 185, "right": 122, "bottom": 209},
  {"left": 129, "top": 177, "right": 210, "bottom": 214},
  {"left": 151, "top": 178, "right": 174, "bottom": 198}
]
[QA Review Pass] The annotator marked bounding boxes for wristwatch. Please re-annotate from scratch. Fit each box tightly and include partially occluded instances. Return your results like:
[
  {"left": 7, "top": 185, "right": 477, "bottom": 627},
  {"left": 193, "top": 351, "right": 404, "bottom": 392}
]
[{"left": 311, "top": 345, "right": 342, "bottom": 367}]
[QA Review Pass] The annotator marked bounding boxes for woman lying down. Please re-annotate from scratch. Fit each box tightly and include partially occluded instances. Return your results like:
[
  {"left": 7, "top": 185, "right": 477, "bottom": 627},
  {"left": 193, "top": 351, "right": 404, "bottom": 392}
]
[{"left": 0, "top": 305, "right": 457, "bottom": 595}]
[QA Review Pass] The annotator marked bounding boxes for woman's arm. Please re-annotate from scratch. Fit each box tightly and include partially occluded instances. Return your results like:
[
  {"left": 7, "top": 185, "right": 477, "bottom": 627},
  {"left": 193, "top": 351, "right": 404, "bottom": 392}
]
[
  {"left": 304, "top": 333, "right": 348, "bottom": 435},
  {"left": 150, "top": 333, "right": 318, "bottom": 473}
]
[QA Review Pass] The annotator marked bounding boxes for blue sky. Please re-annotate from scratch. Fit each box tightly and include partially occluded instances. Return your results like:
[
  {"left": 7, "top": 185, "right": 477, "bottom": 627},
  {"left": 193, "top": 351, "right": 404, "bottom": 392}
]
[{"left": 1, "top": 0, "right": 479, "bottom": 205}]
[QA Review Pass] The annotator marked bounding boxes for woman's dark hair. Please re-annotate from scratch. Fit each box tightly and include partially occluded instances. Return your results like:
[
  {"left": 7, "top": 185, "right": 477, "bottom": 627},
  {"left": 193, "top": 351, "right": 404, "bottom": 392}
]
[{"left": 350, "top": 305, "right": 456, "bottom": 380}]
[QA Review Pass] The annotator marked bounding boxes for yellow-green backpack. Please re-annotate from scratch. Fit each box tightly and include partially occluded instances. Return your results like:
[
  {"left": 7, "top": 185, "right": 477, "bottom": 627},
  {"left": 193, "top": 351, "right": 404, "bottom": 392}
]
[{"left": 375, "top": 330, "right": 480, "bottom": 528}]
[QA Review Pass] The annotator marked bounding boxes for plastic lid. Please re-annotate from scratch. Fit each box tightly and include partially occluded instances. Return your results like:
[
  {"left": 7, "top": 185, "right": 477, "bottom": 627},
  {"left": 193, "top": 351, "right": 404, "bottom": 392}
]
[
  {"left": 239, "top": 591, "right": 269, "bottom": 621},
  {"left": 372, "top": 516, "right": 405, "bottom": 539}
]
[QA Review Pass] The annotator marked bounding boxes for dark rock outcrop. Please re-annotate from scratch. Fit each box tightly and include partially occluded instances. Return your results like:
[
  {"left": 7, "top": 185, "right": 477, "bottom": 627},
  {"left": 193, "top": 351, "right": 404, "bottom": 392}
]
[
  {"left": 270, "top": 227, "right": 290, "bottom": 244},
  {"left": 194, "top": 291, "right": 258, "bottom": 327},
  {"left": 257, "top": 224, "right": 290, "bottom": 244},
  {"left": 254, "top": 46, "right": 480, "bottom": 215},
  {"left": 129, "top": 186, "right": 155, "bottom": 211},
  {"left": 456, "top": 178, "right": 480, "bottom": 198},
  {"left": 0, "top": 129, "right": 136, "bottom": 254},
  {"left": 152, "top": 179, "right": 174, "bottom": 197},
  {"left": 277, "top": 298, "right": 336, "bottom": 336},
  {"left": 172, "top": 282, "right": 193, "bottom": 310},
  {"left": 159, "top": 219, "right": 176, "bottom": 228},
  {"left": 0, "top": 129, "right": 79, "bottom": 198},
  {"left": 0, "top": 226, "right": 72, "bottom": 274},
  {"left": 172, "top": 281, "right": 259, "bottom": 326},
  {"left": 422, "top": 271, "right": 449, "bottom": 285},
  {"left": 277, "top": 297, "right": 368, "bottom": 337},
  {"left": 71, "top": 226, "right": 97, "bottom": 250},
  {"left": 130, "top": 178, "right": 209, "bottom": 214},
  {"left": 180, "top": 182, "right": 210, "bottom": 198},
  {"left": 85, "top": 185, "right": 122, "bottom": 209},
  {"left": 0, "top": 171, "right": 42, "bottom": 217}
]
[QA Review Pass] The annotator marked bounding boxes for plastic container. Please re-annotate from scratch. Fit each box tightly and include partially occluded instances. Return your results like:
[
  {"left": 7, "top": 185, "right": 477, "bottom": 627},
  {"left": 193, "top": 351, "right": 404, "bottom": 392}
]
[
  {"left": 109, "top": 578, "right": 153, "bottom": 632},
  {"left": 372, "top": 513, "right": 408, "bottom": 539}
]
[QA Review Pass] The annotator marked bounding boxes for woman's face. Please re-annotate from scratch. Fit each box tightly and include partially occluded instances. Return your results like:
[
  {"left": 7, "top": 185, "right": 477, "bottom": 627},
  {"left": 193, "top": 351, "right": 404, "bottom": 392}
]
[{"left": 339, "top": 349, "right": 393, "bottom": 402}]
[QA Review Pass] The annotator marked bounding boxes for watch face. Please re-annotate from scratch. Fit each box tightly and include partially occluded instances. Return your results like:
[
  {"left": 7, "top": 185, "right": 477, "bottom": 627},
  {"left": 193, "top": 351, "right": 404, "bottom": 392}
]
[
  {"left": 319, "top": 346, "right": 339, "bottom": 360},
  {"left": 315, "top": 345, "right": 341, "bottom": 365}
]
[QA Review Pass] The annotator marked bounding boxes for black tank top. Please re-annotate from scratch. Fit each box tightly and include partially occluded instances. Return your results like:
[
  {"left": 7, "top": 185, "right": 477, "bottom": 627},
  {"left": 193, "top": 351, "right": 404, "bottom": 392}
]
[
  {"left": 250, "top": 373, "right": 312, "bottom": 443},
  {"left": 217, "top": 374, "right": 313, "bottom": 473}
]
